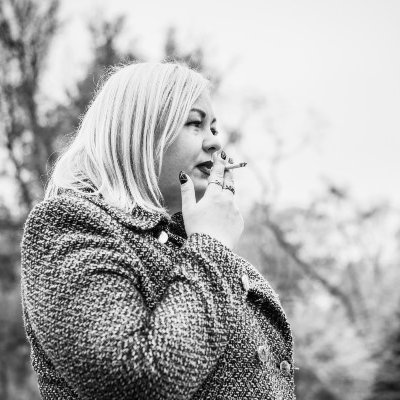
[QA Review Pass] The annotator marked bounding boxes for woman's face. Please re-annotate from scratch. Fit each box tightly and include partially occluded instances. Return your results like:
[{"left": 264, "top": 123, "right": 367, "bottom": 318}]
[{"left": 159, "top": 89, "right": 222, "bottom": 215}]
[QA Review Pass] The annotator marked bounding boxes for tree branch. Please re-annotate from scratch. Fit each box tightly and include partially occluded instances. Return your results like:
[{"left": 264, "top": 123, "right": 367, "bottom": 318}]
[{"left": 265, "top": 214, "right": 359, "bottom": 326}]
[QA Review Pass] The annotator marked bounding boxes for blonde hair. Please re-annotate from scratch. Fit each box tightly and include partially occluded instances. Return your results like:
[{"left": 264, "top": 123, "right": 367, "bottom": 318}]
[{"left": 45, "top": 61, "right": 211, "bottom": 220}]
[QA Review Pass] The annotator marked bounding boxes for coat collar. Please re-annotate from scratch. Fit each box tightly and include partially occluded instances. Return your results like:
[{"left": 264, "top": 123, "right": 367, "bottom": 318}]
[{"left": 60, "top": 188, "right": 186, "bottom": 237}]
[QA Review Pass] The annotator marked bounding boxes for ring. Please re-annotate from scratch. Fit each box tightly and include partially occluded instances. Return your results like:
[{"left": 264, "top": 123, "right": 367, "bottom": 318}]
[
  {"left": 223, "top": 184, "right": 235, "bottom": 195},
  {"left": 208, "top": 180, "right": 224, "bottom": 188}
]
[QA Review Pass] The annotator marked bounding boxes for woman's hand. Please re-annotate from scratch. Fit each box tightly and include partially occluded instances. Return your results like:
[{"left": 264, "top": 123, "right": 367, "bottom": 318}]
[{"left": 179, "top": 150, "right": 244, "bottom": 250}]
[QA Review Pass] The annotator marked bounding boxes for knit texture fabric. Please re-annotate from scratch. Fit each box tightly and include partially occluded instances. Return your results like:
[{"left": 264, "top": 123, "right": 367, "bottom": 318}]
[{"left": 20, "top": 189, "right": 296, "bottom": 400}]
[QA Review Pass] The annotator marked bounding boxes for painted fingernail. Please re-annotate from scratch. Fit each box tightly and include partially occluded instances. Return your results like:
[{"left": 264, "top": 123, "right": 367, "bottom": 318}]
[
  {"left": 179, "top": 171, "right": 188, "bottom": 184},
  {"left": 228, "top": 157, "right": 234, "bottom": 164},
  {"left": 220, "top": 151, "right": 226, "bottom": 160}
]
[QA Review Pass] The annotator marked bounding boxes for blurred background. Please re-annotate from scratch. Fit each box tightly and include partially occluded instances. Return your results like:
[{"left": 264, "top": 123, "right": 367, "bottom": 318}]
[{"left": 1, "top": 0, "right": 400, "bottom": 398}]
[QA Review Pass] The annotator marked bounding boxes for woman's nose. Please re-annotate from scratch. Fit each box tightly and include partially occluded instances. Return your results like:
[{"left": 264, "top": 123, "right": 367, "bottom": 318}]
[{"left": 203, "top": 132, "right": 222, "bottom": 154}]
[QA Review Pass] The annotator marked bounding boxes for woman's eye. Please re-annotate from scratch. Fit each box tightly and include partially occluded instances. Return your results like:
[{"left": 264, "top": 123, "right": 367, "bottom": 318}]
[
  {"left": 187, "top": 121, "right": 218, "bottom": 135},
  {"left": 189, "top": 121, "right": 202, "bottom": 127}
]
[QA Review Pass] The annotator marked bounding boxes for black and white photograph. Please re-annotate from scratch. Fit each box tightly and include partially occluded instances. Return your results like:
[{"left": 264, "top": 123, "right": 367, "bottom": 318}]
[{"left": 1, "top": 0, "right": 399, "bottom": 399}]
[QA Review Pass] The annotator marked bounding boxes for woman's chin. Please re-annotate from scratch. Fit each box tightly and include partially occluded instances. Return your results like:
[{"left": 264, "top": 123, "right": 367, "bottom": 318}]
[
  {"left": 189, "top": 169, "right": 208, "bottom": 198},
  {"left": 192, "top": 176, "right": 208, "bottom": 198},
  {"left": 192, "top": 169, "right": 208, "bottom": 182}
]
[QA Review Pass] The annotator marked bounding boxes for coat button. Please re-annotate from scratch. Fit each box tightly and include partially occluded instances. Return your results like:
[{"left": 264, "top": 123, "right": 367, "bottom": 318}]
[
  {"left": 241, "top": 274, "right": 250, "bottom": 291},
  {"left": 157, "top": 230, "right": 169, "bottom": 244},
  {"left": 257, "top": 345, "right": 269, "bottom": 363},
  {"left": 280, "top": 360, "right": 291, "bottom": 376}
]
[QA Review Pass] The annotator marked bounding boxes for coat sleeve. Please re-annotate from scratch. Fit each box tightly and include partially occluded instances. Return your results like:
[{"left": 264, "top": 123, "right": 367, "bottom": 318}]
[{"left": 21, "top": 207, "right": 247, "bottom": 400}]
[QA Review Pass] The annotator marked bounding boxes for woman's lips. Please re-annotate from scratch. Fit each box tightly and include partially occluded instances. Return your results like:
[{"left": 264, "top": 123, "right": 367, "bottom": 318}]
[{"left": 197, "top": 166, "right": 211, "bottom": 176}]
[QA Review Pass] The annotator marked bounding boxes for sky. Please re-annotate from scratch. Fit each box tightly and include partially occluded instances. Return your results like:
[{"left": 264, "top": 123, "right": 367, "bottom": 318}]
[{"left": 45, "top": 0, "right": 400, "bottom": 213}]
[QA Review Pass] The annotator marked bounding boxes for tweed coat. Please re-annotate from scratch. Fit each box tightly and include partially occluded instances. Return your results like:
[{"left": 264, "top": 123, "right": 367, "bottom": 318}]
[{"left": 20, "top": 188, "right": 296, "bottom": 400}]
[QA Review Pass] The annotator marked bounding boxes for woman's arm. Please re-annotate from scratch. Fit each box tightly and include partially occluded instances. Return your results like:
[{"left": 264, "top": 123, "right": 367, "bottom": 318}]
[{"left": 22, "top": 211, "right": 246, "bottom": 400}]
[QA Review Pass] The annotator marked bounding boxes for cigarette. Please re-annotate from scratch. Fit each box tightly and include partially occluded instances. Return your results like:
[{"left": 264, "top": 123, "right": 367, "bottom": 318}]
[{"left": 225, "top": 162, "right": 247, "bottom": 170}]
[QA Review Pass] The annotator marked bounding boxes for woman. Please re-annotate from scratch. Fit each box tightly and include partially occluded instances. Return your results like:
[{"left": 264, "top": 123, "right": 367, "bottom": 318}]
[{"left": 21, "top": 61, "right": 296, "bottom": 399}]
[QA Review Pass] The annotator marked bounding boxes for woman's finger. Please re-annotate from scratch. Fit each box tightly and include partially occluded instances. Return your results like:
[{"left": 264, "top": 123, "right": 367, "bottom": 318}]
[
  {"left": 222, "top": 167, "right": 235, "bottom": 197},
  {"left": 206, "top": 150, "right": 226, "bottom": 195}
]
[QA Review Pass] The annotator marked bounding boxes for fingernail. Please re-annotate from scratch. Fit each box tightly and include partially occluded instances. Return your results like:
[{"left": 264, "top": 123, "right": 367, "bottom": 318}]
[
  {"left": 220, "top": 151, "right": 226, "bottom": 160},
  {"left": 228, "top": 157, "right": 234, "bottom": 164},
  {"left": 179, "top": 171, "right": 188, "bottom": 184}
]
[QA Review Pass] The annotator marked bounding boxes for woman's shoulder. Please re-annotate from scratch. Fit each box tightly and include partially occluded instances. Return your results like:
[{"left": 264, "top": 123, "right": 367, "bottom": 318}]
[
  {"left": 26, "top": 190, "right": 104, "bottom": 227},
  {"left": 21, "top": 189, "right": 171, "bottom": 248},
  {"left": 22, "top": 190, "right": 123, "bottom": 249}
]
